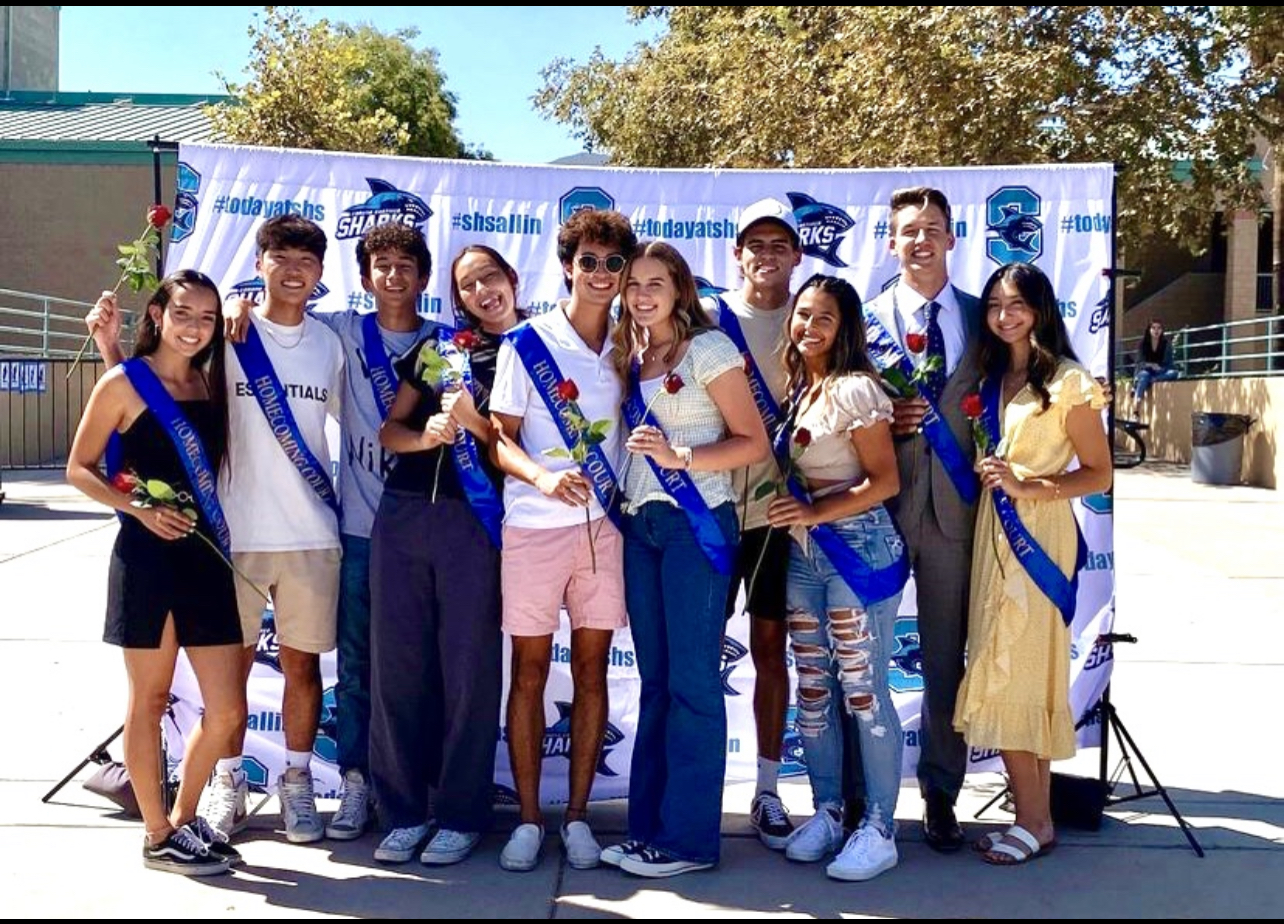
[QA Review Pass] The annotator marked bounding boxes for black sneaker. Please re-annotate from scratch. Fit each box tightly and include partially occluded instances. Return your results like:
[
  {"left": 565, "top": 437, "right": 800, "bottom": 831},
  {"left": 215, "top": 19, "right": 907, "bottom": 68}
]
[
  {"left": 750, "top": 791, "right": 795, "bottom": 850},
  {"left": 142, "top": 826, "right": 230, "bottom": 876},
  {"left": 186, "top": 817, "right": 244, "bottom": 866},
  {"left": 618, "top": 845, "right": 714, "bottom": 878}
]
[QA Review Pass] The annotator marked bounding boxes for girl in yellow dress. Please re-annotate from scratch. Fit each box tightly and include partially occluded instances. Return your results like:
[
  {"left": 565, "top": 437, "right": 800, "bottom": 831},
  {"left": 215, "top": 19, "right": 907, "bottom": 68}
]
[{"left": 953, "top": 262, "right": 1112, "bottom": 866}]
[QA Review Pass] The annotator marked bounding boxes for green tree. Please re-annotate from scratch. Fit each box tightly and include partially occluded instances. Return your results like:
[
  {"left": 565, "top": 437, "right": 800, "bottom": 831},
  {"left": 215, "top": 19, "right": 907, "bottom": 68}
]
[
  {"left": 208, "top": 7, "right": 488, "bottom": 159},
  {"left": 535, "top": 6, "right": 1284, "bottom": 258}
]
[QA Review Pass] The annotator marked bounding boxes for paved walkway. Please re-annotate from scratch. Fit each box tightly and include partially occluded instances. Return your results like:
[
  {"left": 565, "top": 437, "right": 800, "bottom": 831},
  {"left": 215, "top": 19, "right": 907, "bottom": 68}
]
[{"left": 1, "top": 463, "right": 1280, "bottom": 918}]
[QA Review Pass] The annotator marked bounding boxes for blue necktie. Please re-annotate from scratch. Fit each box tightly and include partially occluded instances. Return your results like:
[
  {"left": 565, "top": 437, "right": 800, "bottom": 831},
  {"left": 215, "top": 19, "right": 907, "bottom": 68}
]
[{"left": 923, "top": 300, "right": 947, "bottom": 397}]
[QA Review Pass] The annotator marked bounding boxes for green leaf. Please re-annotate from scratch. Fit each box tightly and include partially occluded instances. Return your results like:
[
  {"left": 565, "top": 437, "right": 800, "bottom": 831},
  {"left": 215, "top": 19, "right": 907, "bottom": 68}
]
[
  {"left": 588, "top": 418, "right": 612, "bottom": 441},
  {"left": 145, "top": 479, "right": 177, "bottom": 501},
  {"left": 542, "top": 447, "right": 571, "bottom": 459},
  {"left": 753, "top": 480, "right": 779, "bottom": 501}
]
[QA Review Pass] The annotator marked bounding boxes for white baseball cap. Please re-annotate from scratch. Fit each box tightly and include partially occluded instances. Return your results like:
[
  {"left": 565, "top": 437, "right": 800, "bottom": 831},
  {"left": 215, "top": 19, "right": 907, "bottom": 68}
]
[{"left": 736, "top": 197, "right": 800, "bottom": 246}]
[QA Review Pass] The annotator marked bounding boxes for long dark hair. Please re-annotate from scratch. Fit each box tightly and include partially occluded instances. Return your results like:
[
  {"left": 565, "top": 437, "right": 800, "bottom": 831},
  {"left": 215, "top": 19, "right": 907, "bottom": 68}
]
[
  {"left": 448, "top": 244, "right": 522, "bottom": 331},
  {"left": 133, "top": 269, "right": 229, "bottom": 471},
  {"left": 977, "top": 262, "right": 1078, "bottom": 410},
  {"left": 782, "top": 273, "right": 879, "bottom": 409}
]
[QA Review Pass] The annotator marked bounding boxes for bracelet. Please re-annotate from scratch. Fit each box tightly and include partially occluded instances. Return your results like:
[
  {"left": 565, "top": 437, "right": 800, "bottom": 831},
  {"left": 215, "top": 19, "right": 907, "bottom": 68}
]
[
  {"left": 675, "top": 446, "right": 693, "bottom": 470},
  {"left": 1052, "top": 479, "right": 1061, "bottom": 501}
]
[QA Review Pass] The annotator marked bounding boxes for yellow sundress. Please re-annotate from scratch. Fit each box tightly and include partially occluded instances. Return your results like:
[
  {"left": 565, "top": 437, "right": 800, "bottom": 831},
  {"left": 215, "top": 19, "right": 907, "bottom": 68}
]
[{"left": 953, "top": 360, "right": 1107, "bottom": 760}]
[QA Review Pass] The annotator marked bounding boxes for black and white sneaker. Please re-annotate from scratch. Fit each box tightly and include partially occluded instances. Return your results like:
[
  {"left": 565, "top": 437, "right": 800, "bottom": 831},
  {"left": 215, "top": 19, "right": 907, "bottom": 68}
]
[
  {"left": 750, "top": 791, "right": 795, "bottom": 850},
  {"left": 142, "top": 826, "right": 230, "bottom": 876},
  {"left": 186, "top": 817, "right": 244, "bottom": 866},
  {"left": 618, "top": 845, "right": 714, "bottom": 879}
]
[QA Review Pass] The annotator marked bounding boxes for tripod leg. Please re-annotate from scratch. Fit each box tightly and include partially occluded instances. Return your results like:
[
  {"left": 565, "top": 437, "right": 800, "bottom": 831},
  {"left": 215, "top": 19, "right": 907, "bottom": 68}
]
[
  {"left": 1105, "top": 707, "right": 1205, "bottom": 858},
  {"left": 973, "top": 785, "right": 1009, "bottom": 820},
  {"left": 42, "top": 725, "right": 125, "bottom": 804}
]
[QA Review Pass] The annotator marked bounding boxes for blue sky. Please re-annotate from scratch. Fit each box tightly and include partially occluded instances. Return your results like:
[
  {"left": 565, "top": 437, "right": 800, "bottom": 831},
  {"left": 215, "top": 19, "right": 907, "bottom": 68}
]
[{"left": 58, "top": 6, "right": 661, "bottom": 164}]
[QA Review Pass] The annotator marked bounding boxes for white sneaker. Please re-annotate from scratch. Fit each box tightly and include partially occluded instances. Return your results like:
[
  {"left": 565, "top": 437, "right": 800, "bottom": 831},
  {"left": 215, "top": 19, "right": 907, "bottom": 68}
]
[
  {"left": 826, "top": 824, "right": 899, "bottom": 882},
  {"left": 325, "top": 769, "right": 371, "bottom": 840},
  {"left": 199, "top": 770, "right": 249, "bottom": 841},
  {"left": 499, "top": 823, "right": 544, "bottom": 872},
  {"left": 420, "top": 828, "right": 481, "bottom": 866},
  {"left": 560, "top": 820, "right": 601, "bottom": 870},
  {"left": 599, "top": 839, "right": 645, "bottom": 868},
  {"left": 278, "top": 767, "right": 323, "bottom": 844},
  {"left": 374, "top": 824, "right": 430, "bottom": 864},
  {"left": 785, "top": 806, "right": 845, "bottom": 863}
]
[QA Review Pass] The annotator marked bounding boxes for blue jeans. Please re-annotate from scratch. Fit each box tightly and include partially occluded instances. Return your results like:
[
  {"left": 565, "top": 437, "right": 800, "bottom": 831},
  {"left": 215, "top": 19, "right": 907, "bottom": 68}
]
[
  {"left": 336, "top": 534, "right": 372, "bottom": 775},
  {"left": 623, "top": 501, "right": 736, "bottom": 864},
  {"left": 786, "top": 505, "right": 904, "bottom": 833},
  {"left": 1133, "top": 365, "right": 1179, "bottom": 399}
]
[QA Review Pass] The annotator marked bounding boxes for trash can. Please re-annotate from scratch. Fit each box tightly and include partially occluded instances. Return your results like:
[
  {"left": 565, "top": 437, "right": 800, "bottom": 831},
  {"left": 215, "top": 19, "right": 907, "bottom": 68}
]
[{"left": 1191, "top": 412, "right": 1254, "bottom": 485}]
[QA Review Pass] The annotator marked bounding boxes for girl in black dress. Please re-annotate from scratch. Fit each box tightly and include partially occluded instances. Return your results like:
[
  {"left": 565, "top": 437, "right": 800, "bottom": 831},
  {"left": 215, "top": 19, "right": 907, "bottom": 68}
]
[{"left": 67, "top": 270, "right": 245, "bottom": 876}]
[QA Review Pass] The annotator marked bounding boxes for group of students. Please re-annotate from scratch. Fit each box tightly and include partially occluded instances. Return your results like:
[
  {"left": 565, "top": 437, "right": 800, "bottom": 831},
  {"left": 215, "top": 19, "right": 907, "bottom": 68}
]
[{"left": 67, "top": 184, "right": 1111, "bottom": 882}]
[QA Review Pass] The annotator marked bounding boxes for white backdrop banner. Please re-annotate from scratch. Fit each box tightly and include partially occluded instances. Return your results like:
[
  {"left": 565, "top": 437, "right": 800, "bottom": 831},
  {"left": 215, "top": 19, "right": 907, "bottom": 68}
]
[{"left": 165, "top": 143, "right": 1117, "bottom": 803}]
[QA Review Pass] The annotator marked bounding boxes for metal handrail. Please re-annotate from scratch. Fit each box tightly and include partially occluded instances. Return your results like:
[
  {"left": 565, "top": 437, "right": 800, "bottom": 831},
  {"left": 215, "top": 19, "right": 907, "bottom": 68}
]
[
  {"left": 1117, "top": 314, "right": 1284, "bottom": 379},
  {"left": 0, "top": 287, "right": 135, "bottom": 358}
]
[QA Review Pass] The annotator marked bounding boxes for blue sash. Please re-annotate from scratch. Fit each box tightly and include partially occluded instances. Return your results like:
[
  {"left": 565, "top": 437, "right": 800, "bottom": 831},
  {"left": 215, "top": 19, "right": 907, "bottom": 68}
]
[
  {"left": 623, "top": 369, "right": 735, "bottom": 574},
  {"left": 864, "top": 309, "right": 979, "bottom": 506},
  {"left": 361, "top": 312, "right": 398, "bottom": 418},
  {"left": 112, "top": 358, "right": 232, "bottom": 558},
  {"left": 979, "top": 376, "right": 1087, "bottom": 626},
  {"left": 507, "top": 322, "right": 622, "bottom": 529},
  {"left": 232, "top": 323, "right": 339, "bottom": 515},
  {"left": 771, "top": 401, "right": 909, "bottom": 606},
  {"left": 715, "top": 297, "right": 784, "bottom": 436},
  {"left": 441, "top": 335, "right": 503, "bottom": 548}
]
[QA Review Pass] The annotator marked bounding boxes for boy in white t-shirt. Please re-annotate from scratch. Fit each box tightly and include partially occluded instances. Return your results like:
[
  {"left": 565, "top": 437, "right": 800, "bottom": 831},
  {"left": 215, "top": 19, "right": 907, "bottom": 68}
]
[
  {"left": 222, "top": 223, "right": 435, "bottom": 842},
  {"left": 489, "top": 208, "right": 637, "bottom": 873}
]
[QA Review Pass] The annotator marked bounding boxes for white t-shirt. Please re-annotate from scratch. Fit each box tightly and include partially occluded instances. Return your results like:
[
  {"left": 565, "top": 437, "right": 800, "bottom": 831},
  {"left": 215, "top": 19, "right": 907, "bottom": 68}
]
[
  {"left": 221, "top": 314, "right": 345, "bottom": 552},
  {"left": 490, "top": 306, "right": 623, "bottom": 530},
  {"left": 709, "top": 290, "right": 791, "bottom": 530},
  {"left": 311, "top": 309, "right": 434, "bottom": 540}
]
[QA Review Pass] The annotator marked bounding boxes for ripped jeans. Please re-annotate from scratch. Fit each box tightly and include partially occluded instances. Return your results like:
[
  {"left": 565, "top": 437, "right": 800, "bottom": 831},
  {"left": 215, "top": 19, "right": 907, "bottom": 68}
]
[{"left": 785, "top": 505, "right": 904, "bottom": 832}]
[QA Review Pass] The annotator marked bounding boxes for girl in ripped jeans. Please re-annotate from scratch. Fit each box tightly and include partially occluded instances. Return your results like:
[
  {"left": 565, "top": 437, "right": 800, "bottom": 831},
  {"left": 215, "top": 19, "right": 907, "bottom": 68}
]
[{"left": 765, "top": 274, "right": 908, "bottom": 883}]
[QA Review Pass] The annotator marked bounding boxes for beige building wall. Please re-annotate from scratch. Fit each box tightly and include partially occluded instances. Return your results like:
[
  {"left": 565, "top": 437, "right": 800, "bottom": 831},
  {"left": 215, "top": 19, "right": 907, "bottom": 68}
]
[
  {"left": 1123, "top": 377, "right": 1282, "bottom": 489},
  {"left": 0, "top": 158, "right": 176, "bottom": 306}
]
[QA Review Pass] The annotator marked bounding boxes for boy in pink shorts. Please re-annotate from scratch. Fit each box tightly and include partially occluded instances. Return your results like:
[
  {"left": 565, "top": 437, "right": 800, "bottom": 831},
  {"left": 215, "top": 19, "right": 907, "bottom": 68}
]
[{"left": 489, "top": 208, "right": 638, "bottom": 872}]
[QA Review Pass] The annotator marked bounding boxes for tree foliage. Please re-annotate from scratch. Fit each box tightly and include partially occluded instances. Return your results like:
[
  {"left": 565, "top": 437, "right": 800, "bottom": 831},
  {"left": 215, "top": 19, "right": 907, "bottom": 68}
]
[
  {"left": 534, "top": 6, "right": 1284, "bottom": 256},
  {"left": 208, "top": 7, "right": 488, "bottom": 159}
]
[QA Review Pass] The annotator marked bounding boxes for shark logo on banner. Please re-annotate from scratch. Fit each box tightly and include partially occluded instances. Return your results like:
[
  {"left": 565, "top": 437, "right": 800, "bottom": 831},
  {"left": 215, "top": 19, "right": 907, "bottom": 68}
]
[
  {"left": 695, "top": 276, "right": 728, "bottom": 299},
  {"left": 335, "top": 178, "right": 433, "bottom": 240},
  {"left": 227, "top": 277, "right": 329, "bottom": 306},
  {"left": 888, "top": 616, "right": 926, "bottom": 693},
  {"left": 787, "top": 191, "right": 855, "bottom": 267},
  {"left": 170, "top": 161, "right": 201, "bottom": 244},
  {"left": 986, "top": 187, "right": 1044, "bottom": 264},
  {"left": 509, "top": 702, "right": 626, "bottom": 776},
  {"left": 780, "top": 705, "right": 810, "bottom": 777},
  {"left": 720, "top": 636, "right": 749, "bottom": 696}
]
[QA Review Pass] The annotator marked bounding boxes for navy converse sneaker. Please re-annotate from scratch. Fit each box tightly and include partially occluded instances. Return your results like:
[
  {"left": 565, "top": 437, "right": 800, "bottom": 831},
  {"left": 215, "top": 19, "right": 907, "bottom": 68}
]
[{"left": 142, "top": 826, "right": 229, "bottom": 876}]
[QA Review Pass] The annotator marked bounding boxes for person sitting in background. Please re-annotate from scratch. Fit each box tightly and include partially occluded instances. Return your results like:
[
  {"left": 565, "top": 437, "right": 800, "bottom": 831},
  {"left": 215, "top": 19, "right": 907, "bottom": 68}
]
[{"left": 1131, "top": 318, "right": 1179, "bottom": 402}]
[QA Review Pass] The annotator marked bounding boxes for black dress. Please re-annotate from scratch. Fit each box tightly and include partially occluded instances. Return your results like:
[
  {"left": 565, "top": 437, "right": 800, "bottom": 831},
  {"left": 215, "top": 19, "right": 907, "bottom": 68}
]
[{"left": 104, "top": 401, "right": 241, "bottom": 649}]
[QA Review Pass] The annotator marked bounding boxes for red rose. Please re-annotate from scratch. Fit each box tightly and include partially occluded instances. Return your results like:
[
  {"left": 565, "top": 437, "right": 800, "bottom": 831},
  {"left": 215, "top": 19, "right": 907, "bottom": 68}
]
[
  {"left": 794, "top": 427, "right": 813, "bottom": 448},
  {"left": 452, "top": 329, "right": 481, "bottom": 352},
  {"left": 663, "top": 372, "right": 685, "bottom": 395},
  {"left": 110, "top": 471, "right": 139, "bottom": 494},
  {"left": 556, "top": 379, "right": 580, "bottom": 402},
  {"left": 147, "top": 205, "right": 173, "bottom": 229},
  {"left": 742, "top": 353, "right": 754, "bottom": 375},
  {"left": 960, "top": 393, "right": 984, "bottom": 419},
  {"left": 905, "top": 332, "right": 927, "bottom": 354}
]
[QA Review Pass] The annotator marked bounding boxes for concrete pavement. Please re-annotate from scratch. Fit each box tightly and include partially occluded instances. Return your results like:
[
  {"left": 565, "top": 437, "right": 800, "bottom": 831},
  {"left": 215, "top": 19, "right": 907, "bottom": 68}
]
[{"left": 1, "top": 463, "right": 1281, "bottom": 918}]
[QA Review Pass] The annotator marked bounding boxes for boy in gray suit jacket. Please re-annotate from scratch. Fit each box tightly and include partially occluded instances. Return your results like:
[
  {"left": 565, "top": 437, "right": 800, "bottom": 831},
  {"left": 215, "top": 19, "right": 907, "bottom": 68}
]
[{"left": 860, "top": 186, "right": 981, "bottom": 853}]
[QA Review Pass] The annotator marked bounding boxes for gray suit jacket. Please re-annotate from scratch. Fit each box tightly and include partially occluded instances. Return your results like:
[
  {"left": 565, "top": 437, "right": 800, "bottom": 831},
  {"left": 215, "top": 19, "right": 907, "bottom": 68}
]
[{"left": 865, "top": 285, "right": 983, "bottom": 543}]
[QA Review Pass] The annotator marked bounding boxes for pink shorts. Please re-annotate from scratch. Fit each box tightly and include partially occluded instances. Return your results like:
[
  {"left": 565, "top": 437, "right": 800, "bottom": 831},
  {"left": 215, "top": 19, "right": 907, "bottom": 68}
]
[{"left": 501, "top": 519, "right": 628, "bottom": 637}]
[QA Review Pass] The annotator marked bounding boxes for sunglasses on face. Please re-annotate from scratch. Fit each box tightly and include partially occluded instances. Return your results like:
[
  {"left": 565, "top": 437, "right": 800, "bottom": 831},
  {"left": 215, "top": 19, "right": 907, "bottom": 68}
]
[{"left": 575, "top": 253, "right": 627, "bottom": 274}]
